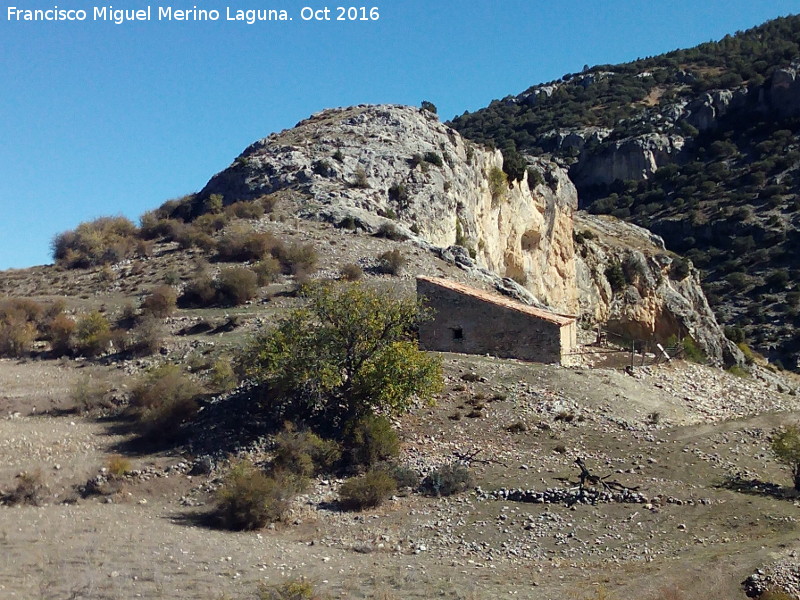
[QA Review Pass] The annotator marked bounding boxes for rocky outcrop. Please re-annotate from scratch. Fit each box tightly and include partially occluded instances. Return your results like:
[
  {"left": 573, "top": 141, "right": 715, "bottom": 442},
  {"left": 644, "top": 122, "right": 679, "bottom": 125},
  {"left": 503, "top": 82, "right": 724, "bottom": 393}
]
[
  {"left": 764, "top": 62, "right": 800, "bottom": 118},
  {"left": 198, "top": 104, "right": 579, "bottom": 312},
  {"left": 683, "top": 87, "right": 749, "bottom": 131},
  {"left": 195, "top": 104, "right": 737, "bottom": 364},
  {"left": 574, "top": 213, "right": 742, "bottom": 366},
  {"left": 570, "top": 133, "right": 685, "bottom": 187}
]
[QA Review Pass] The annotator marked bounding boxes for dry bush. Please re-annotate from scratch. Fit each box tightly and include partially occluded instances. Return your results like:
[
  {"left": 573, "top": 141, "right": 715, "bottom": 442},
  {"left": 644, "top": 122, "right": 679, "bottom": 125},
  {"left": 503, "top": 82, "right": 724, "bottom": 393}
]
[
  {"left": 374, "top": 222, "right": 407, "bottom": 241},
  {"left": 0, "top": 308, "right": 36, "bottom": 358},
  {"left": 106, "top": 455, "right": 132, "bottom": 477},
  {"left": 176, "top": 225, "right": 216, "bottom": 252},
  {"left": 272, "top": 427, "right": 342, "bottom": 477},
  {"left": 420, "top": 464, "right": 473, "bottom": 497},
  {"left": 377, "top": 249, "right": 406, "bottom": 275},
  {"left": 193, "top": 212, "right": 229, "bottom": 234},
  {"left": 213, "top": 460, "right": 303, "bottom": 530},
  {"left": 180, "top": 275, "right": 218, "bottom": 308},
  {"left": 275, "top": 242, "right": 318, "bottom": 276},
  {"left": 339, "top": 470, "right": 397, "bottom": 510},
  {"left": 217, "top": 229, "right": 278, "bottom": 262},
  {"left": 253, "top": 257, "right": 283, "bottom": 285},
  {"left": 130, "top": 316, "right": 165, "bottom": 356},
  {"left": 1, "top": 470, "right": 45, "bottom": 506},
  {"left": 258, "top": 194, "right": 281, "bottom": 213},
  {"left": 258, "top": 578, "right": 326, "bottom": 600},
  {"left": 70, "top": 374, "right": 114, "bottom": 413},
  {"left": 74, "top": 311, "right": 112, "bottom": 357},
  {"left": 130, "top": 365, "right": 202, "bottom": 440},
  {"left": 52, "top": 216, "right": 139, "bottom": 268},
  {"left": 47, "top": 313, "right": 76, "bottom": 356},
  {"left": 340, "top": 263, "right": 363, "bottom": 281},
  {"left": 225, "top": 200, "right": 265, "bottom": 220},
  {"left": 141, "top": 285, "right": 177, "bottom": 318},
  {"left": 216, "top": 267, "right": 259, "bottom": 306}
]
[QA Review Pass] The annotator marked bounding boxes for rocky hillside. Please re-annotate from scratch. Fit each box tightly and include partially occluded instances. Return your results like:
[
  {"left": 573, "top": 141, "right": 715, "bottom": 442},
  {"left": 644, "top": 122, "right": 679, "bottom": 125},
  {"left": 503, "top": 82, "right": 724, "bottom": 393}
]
[
  {"left": 173, "top": 104, "right": 738, "bottom": 364},
  {"left": 450, "top": 15, "right": 800, "bottom": 369}
]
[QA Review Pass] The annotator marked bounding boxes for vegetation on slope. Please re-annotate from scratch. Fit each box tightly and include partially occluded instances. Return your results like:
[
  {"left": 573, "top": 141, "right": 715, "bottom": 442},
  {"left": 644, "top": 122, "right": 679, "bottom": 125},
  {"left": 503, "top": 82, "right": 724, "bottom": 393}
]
[{"left": 450, "top": 14, "right": 800, "bottom": 370}]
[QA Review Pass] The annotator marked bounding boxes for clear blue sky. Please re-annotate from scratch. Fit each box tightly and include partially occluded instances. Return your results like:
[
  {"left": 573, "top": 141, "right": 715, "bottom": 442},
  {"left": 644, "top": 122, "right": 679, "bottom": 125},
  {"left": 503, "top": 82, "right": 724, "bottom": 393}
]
[{"left": 2, "top": 0, "right": 799, "bottom": 269}]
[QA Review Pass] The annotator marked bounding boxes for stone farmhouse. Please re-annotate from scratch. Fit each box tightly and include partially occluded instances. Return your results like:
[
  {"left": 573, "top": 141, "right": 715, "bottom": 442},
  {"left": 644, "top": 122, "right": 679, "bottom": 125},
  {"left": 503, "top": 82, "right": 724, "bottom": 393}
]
[{"left": 416, "top": 276, "right": 578, "bottom": 365}]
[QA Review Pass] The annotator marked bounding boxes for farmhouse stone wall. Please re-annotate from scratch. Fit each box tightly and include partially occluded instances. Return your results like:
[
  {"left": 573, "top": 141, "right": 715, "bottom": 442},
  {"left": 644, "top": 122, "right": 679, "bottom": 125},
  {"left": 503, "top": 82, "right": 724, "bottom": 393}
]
[{"left": 417, "top": 277, "right": 577, "bottom": 365}]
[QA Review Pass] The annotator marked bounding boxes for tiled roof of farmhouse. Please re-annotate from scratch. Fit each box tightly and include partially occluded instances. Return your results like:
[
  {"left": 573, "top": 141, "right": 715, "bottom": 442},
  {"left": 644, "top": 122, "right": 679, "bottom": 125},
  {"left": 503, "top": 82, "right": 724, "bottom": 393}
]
[{"left": 417, "top": 276, "right": 576, "bottom": 327}]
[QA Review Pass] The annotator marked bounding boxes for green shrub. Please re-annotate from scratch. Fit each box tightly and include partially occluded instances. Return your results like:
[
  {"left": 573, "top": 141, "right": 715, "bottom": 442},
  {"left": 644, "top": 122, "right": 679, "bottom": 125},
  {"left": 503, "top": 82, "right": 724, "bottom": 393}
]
[
  {"left": 605, "top": 262, "right": 626, "bottom": 292},
  {"left": 374, "top": 222, "right": 407, "bottom": 241},
  {"left": 176, "top": 226, "right": 216, "bottom": 252},
  {"left": 193, "top": 212, "right": 229, "bottom": 234},
  {"left": 74, "top": 311, "right": 112, "bottom": 357},
  {"left": 216, "top": 267, "right": 258, "bottom": 306},
  {"left": 527, "top": 167, "right": 545, "bottom": 189},
  {"left": 203, "top": 194, "right": 224, "bottom": 214},
  {"left": 420, "top": 464, "right": 473, "bottom": 497},
  {"left": 214, "top": 460, "right": 303, "bottom": 530},
  {"left": 377, "top": 462, "right": 420, "bottom": 490},
  {"left": 141, "top": 285, "right": 177, "bottom": 318},
  {"left": 345, "top": 415, "right": 400, "bottom": 471},
  {"left": 670, "top": 257, "right": 691, "bottom": 281},
  {"left": 340, "top": 263, "right": 363, "bottom": 281},
  {"left": 239, "top": 282, "right": 442, "bottom": 430},
  {"left": 423, "top": 151, "right": 444, "bottom": 167},
  {"left": 738, "top": 342, "right": 756, "bottom": 365},
  {"left": 312, "top": 160, "right": 334, "bottom": 177},
  {"left": 420, "top": 100, "right": 437, "bottom": 115},
  {"left": 339, "top": 469, "right": 397, "bottom": 510},
  {"left": 488, "top": 166, "right": 508, "bottom": 203},
  {"left": 209, "top": 357, "right": 238, "bottom": 392},
  {"left": 771, "top": 424, "right": 800, "bottom": 490},
  {"left": 377, "top": 249, "right": 406, "bottom": 275},
  {"left": 388, "top": 182, "right": 410, "bottom": 206}
]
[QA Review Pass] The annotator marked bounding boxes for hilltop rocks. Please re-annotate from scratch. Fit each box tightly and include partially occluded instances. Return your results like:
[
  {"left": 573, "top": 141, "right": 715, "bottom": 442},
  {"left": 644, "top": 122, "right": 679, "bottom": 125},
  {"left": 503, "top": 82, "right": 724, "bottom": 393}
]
[{"left": 198, "top": 104, "right": 579, "bottom": 312}]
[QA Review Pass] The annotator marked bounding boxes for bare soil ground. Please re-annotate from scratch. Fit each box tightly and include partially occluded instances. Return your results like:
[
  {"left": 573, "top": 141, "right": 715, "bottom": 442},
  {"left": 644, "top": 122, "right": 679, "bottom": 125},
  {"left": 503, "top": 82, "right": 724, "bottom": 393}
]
[{"left": 2, "top": 352, "right": 800, "bottom": 600}]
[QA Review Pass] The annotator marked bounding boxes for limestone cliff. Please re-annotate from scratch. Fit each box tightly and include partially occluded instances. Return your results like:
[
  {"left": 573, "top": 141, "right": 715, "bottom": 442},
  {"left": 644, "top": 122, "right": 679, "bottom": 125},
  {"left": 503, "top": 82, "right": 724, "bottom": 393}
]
[
  {"left": 197, "top": 105, "right": 578, "bottom": 313},
  {"left": 194, "top": 104, "right": 736, "bottom": 364},
  {"left": 574, "top": 214, "right": 743, "bottom": 365}
]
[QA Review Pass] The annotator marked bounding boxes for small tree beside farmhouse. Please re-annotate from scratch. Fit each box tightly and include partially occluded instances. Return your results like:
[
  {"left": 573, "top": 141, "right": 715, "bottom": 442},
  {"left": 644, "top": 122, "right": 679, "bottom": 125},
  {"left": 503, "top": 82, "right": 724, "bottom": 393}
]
[
  {"left": 771, "top": 424, "right": 800, "bottom": 490},
  {"left": 239, "top": 282, "right": 442, "bottom": 433}
]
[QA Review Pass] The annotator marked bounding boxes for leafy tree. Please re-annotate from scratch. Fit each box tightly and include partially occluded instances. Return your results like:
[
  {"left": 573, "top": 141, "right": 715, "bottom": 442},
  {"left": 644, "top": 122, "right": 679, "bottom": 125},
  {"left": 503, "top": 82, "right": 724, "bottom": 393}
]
[
  {"left": 420, "top": 100, "right": 438, "bottom": 115},
  {"left": 240, "top": 282, "right": 442, "bottom": 431},
  {"left": 771, "top": 425, "right": 800, "bottom": 490}
]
